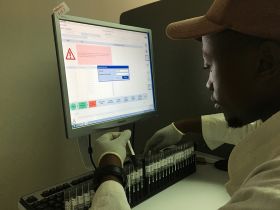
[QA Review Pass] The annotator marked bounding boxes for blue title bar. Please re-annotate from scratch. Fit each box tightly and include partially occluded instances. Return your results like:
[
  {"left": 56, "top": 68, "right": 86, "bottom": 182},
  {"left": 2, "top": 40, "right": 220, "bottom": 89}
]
[{"left": 97, "top": 65, "right": 129, "bottom": 69}]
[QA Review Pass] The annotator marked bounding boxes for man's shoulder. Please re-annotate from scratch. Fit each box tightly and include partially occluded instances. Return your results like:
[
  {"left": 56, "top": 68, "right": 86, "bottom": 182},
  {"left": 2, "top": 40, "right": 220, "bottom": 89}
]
[{"left": 244, "top": 155, "right": 280, "bottom": 184}]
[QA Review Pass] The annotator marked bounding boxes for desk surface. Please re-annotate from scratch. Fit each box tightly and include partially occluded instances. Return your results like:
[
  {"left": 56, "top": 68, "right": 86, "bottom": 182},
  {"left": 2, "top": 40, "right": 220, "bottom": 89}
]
[{"left": 133, "top": 164, "right": 230, "bottom": 210}]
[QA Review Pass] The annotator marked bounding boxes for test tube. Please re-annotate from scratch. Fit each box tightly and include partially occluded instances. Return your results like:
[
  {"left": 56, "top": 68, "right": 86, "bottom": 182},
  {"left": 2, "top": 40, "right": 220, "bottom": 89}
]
[
  {"left": 139, "top": 165, "right": 144, "bottom": 199},
  {"left": 77, "top": 187, "right": 85, "bottom": 210},
  {"left": 171, "top": 150, "right": 175, "bottom": 180},
  {"left": 163, "top": 152, "right": 168, "bottom": 184},
  {"left": 71, "top": 188, "right": 78, "bottom": 210},
  {"left": 161, "top": 152, "right": 165, "bottom": 183},
  {"left": 145, "top": 156, "right": 151, "bottom": 194},
  {"left": 128, "top": 164, "right": 132, "bottom": 204},
  {"left": 132, "top": 165, "right": 137, "bottom": 203},
  {"left": 90, "top": 182, "right": 95, "bottom": 205},
  {"left": 183, "top": 144, "right": 187, "bottom": 172},
  {"left": 154, "top": 154, "right": 159, "bottom": 188},
  {"left": 84, "top": 183, "right": 91, "bottom": 208},
  {"left": 64, "top": 190, "right": 71, "bottom": 210},
  {"left": 158, "top": 152, "right": 162, "bottom": 187},
  {"left": 191, "top": 146, "right": 195, "bottom": 164},
  {"left": 136, "top": 166, "right": 140, "bottom": 192}
]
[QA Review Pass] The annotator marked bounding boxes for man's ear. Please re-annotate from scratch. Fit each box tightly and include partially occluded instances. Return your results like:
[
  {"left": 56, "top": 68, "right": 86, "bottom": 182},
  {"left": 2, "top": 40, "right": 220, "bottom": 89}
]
[{"left": 257, "top": 41, "right": 280, "bottom": 79}]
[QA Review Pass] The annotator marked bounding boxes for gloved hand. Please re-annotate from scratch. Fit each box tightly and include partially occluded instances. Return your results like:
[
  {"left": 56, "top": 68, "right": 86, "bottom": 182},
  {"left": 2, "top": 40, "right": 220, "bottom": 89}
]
[
  {"left": 93, "top": 130, "right": 131, "bottom": 167},
  {"left": 144, "top": 123, "right": 185, "bottom": 154}
]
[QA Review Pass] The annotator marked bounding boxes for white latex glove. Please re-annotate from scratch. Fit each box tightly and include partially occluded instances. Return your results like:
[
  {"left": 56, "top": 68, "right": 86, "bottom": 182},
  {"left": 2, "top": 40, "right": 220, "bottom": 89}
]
[
  {"left": 144, "top": 123, "right": 184, "bottom": 154},
  {"left": 93, "top": 130, "right": 131, "bottom": 167}
]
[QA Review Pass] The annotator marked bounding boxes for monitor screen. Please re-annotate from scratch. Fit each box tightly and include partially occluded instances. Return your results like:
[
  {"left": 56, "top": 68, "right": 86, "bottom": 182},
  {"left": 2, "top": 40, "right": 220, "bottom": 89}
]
[{"left": 52, "top": 15, "right": 156, "bottom": 138}]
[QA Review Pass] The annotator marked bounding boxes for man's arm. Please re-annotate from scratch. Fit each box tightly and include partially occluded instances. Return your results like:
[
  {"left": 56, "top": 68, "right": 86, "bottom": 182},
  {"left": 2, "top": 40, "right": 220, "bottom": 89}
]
[
  {"left": 219, "top": 157, "right": 280, "bottom": 210},
  {"left": 174, "top": 116, "right": 202, "bottom": 134},
  {"left": 201, "top": 114, "right": 262, "bottom": 150},
  {"left": 90, "top": 154, "right": 131, "bottom": 210},
  {"left": 175, "top": 113, "right": 262, "bottom": 149},
  {"left": 89, "top": 131, "right": 132, "bottom": 210},
  {"left": 145, "top": 113, "right": 262, "bottom": 153}
]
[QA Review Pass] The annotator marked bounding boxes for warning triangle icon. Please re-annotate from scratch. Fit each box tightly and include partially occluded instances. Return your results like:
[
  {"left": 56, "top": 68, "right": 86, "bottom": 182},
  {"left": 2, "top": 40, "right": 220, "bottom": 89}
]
[{"left": 66, "top": 48, "right": 76, "bottom": 60}]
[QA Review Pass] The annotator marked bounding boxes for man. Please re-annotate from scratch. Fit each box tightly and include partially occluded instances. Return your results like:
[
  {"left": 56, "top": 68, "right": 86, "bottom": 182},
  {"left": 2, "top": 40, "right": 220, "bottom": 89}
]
[{"left": 90, "top": 0, "right": 280, "bottom": 209}]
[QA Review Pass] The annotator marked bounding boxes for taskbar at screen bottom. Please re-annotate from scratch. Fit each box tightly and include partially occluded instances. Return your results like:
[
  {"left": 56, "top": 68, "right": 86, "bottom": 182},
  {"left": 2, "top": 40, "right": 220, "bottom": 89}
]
[{"left": 71, "top": 108, "right": 155, "bottom": 129}]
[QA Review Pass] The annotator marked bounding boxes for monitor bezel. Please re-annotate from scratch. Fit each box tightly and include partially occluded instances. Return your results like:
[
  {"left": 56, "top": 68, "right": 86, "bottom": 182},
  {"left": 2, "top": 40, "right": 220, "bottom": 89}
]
[{"left": 52, "top": 14, "right": 157, "bottom": 139}]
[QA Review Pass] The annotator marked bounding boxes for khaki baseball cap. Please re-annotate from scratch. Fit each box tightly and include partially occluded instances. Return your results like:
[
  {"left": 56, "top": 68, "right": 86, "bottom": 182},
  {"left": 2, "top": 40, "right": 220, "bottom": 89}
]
[{"left": 166, "top": 0, "right": 280, "bottom": 41}]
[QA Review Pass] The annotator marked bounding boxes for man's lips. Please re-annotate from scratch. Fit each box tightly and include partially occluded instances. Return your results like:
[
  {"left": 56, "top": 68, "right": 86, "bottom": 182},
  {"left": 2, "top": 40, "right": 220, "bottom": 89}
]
[
  {"left": 214, "top": 103, "right": 221, "bottom": 109},
  {"left": 210, "top": 96, "right": 221, "bottom": 109}
]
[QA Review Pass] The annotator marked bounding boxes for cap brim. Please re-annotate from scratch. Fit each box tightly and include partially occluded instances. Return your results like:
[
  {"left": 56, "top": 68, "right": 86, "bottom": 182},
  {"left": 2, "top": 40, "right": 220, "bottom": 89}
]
[{"left": 166, "top": 16, "right": 226, "bottom": 40}]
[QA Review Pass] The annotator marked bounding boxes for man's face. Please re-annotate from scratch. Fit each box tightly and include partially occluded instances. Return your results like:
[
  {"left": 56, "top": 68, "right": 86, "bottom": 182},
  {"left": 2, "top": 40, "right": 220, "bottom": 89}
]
[{"left": 202, "top": 30, "right": 262, "bottom": 127}]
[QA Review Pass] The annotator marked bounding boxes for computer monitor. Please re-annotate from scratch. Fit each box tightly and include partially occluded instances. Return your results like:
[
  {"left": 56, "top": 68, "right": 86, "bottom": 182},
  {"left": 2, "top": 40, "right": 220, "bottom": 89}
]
[{"left": 52, "top": 14, "right": 156, "bottom": 139}]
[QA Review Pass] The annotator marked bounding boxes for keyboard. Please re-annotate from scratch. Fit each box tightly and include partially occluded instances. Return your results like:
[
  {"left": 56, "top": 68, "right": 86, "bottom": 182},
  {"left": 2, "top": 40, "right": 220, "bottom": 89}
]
[
  {"left": 19, "top": 172, "right": 94, "bottom": 210},
  {"left": 19, "top": 142, "right": 196, "bottom": 210}
]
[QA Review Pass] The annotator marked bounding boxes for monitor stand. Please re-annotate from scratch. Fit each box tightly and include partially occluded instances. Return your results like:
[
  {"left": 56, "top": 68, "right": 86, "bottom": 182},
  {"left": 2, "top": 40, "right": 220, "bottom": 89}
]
[{"left": 78, "top": 127, "right": 119, "bottom": 170}]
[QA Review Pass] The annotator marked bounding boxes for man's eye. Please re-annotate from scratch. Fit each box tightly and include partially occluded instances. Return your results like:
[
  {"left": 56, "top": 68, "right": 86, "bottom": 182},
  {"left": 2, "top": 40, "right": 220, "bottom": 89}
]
[{"left": 203, "top": 64, "right": 211, "bottom": 70}]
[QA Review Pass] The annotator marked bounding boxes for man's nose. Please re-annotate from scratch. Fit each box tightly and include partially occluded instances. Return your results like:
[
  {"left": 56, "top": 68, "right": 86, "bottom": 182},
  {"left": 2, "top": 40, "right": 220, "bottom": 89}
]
[{"left": 206, "top": 77, "right": 214, "bottom": 91}]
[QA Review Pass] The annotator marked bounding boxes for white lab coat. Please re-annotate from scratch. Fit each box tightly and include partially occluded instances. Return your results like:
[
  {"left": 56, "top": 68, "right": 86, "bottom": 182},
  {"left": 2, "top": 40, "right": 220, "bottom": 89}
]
[
  {"left": 90, "top": 112, "right": 280, "bottom": 210},
  {"left": 221, "top": 111, "right": 280, "bottom": 209}
]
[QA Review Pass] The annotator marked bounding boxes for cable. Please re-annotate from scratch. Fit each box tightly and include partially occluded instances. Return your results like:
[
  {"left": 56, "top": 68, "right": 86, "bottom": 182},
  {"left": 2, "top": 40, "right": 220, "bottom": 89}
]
[
  {"left": 88, "top": 135, "right": 97, "bottom": 169},
  {"left": 131, "top": 122, "right": 136, "bottom": 149}
]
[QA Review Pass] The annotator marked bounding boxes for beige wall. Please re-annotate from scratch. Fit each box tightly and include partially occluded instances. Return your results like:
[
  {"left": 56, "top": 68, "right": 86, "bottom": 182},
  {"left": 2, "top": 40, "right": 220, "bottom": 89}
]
[{"left": 0, "top": 1, "right": 158, "bottom": 209}]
